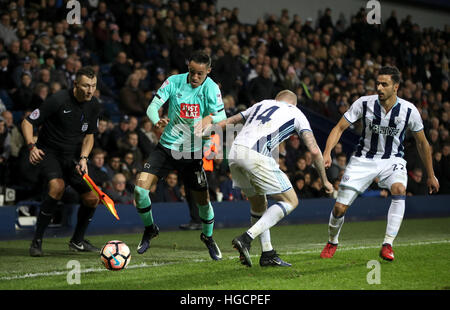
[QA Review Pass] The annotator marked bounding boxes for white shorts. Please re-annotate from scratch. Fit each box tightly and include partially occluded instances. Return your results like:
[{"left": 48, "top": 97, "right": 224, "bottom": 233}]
[
  {"left": 337, "top": 156, "right": 408, "bottom": 205},
  {"left": 228, "top": 144, "right": 292, "bottom": 197}
]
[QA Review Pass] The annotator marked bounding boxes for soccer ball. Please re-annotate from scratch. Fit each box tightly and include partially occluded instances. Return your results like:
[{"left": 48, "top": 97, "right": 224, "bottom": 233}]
[{"left": 100, "top": 240, "right": 131, "bottom": 271}]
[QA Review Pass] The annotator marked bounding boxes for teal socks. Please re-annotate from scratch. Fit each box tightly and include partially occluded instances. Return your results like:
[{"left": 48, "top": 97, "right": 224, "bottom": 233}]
[
  {"left": 134, "top": 186, "right": 154, "bottom": 227},
  {"left": 198, "top": 202, "right": 214, "bottom": 237}
]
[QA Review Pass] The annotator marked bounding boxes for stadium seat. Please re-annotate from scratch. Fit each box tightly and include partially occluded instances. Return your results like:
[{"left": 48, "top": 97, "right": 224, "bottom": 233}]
[{"left": 102, "top": 99, "right": 121, "bottom": 123}]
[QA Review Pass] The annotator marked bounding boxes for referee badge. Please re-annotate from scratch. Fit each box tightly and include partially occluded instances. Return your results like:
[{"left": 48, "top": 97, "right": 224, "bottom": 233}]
[
  {"left": 81, "top": 122, "right": 89, "bottom": 132},
  {"left": 30, "top": 108, "right": 40, "bottom": 120}
]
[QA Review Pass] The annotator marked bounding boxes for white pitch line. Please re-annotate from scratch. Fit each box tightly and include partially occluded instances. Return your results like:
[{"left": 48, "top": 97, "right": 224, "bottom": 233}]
[
  {"left": 1, "top": 240, "right": 449, "bottom": 281},
  {"left": 0, "top": 262, "right": 173, "bottom": 281},
  {"left": 283, "top": 239, "right": 450, "bottom": 256}
]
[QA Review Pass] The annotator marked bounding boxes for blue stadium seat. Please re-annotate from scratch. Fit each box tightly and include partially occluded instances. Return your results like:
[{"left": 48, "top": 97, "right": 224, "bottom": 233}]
[
  {"left": 102, "top": 74, "right": 116, "bottom": 89},
  {"left": 102, "top": 99, "right": 121, "bottom": 123},
  {"left": 100, "top": 63, "right": 112, "bottom": 75}
]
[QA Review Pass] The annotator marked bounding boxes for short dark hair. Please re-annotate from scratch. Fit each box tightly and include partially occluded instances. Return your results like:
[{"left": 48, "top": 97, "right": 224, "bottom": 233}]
[
  {"left": 75, "top": 66, "right": 96, "bottom": 81},
  {"left": 188, "top": 50, "right": 211, "bottom": 67},
  {"left": 379, "top": 66, "right": 401, "bottom": 84}
]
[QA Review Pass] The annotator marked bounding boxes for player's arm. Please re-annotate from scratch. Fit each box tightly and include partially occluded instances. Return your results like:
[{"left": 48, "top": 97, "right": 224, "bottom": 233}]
[
  {"left": 216, "top": 112, "right": 245, "bottom": 129},
  {"left": 323, "top": 116, "right": 351, "bottom": 168},
  {"left": 21, "top": 118, "right": 45, "bottom": 165},
  {"left": 77, "top": 133, "right": 94, "bottom": 175},
  {"left": 195, "top": 111, "right": 241, "bottom": 138},
  {"left": 412, "top": 129, "right": 439, "bottom": 194},
  {"left": 146, "top": 95, "right": 169, "bottom": 129},
  {"left": 301, "top": 130, "right": 333, "bottom": 194}
]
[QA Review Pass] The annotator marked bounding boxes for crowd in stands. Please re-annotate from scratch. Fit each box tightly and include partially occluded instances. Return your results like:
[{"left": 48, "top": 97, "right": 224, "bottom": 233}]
[{"left": 0, "top": 0, "right": 449, "bottom": 210}]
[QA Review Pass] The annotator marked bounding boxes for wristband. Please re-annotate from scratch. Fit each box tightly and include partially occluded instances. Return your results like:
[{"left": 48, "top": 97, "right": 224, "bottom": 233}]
[
  {"left": 80, "top": 156, "right": 89, "bottom": 161},
  {"left": 28, "top": 143, "right": 35, "bottom": 151}
]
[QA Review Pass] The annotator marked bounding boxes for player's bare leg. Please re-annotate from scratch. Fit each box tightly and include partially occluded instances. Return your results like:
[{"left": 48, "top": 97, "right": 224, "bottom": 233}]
[
  {"left": 192, "top": 189, "right": 222, "bottom": 260},
  {"left": 380, "top": 182, "right": 406, "bottom": 261},
  {"left": 135, "top": 172, "right": 160, "bottom": 254}
]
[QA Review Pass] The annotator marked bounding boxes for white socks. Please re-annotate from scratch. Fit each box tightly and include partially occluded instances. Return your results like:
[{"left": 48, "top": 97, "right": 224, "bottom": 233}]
[
  {"left": 383, "top": 196, "right": 405, "bottom": 245},
  {"left": 328, "top": 210, "right": 345, "bottom": 244},
  {"left": 247, "top": 202, "right": 294, "bottom": 240},
  {"left": 251, "top": 211, "right": 273, "bottom": 252},
  {"left": 326, "top": 195, "right": 406, "bottom": 246}
]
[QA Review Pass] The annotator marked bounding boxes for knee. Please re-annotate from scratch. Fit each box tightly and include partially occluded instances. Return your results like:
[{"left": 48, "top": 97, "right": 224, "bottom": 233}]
[
  {"left": 288, "top": 195, "right": 299, "bottom": 209},
  {"left": 333, "top": 202, "right": 348, "bottom": 217},
  {"left": 82, "top": 192, "right": 99, "bottom": 208},
  {"left": 391, "top": 183, "right": 406, "bottom": 196},
  {"left": 193, "top": 190, "right": 209, "bottom": 206},
  {"left": 48, "top": 179, "right": 65, "bottom": 200}
]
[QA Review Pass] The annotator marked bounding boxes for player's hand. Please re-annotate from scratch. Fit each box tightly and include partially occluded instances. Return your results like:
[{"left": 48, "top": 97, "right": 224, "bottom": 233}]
[
  {"left": 427, "top": 176, "right": 439, "bottom": 194},
  {"left": 29, "top": 147, "right": 45, "bottom": 165},
  {"left": 155, "top": 118, "right": 170, "bottom": 129},
  {"left": 323, "top": 180, "right": 334, "bottom": 195},
  {"left": 323, "top": 152, "right": 332, "bottom": 169},
  {"left": 194, "top": 116, "right": 212, "bottom": 138},
  {"left": 76, "top": 158, "right": 88, "bottom": 176}
]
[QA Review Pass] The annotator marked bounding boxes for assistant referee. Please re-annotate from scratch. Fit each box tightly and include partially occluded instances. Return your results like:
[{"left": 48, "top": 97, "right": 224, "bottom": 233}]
[{"left": 21, "top": 66, "right": 102, "bottom": 257}]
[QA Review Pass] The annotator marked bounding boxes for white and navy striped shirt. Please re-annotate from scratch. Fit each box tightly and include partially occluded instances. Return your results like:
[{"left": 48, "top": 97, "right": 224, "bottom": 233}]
[
  {"left": 344, "top": 95, "right": 423, "bottom": 159},
  {"left": 234, "top": 99, "right": 312, "bottom": 157}
]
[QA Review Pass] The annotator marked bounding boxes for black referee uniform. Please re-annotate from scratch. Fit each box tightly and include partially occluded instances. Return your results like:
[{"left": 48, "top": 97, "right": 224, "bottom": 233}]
[{"left": 26, "top": 88, "right": 101, "bottom": 251}]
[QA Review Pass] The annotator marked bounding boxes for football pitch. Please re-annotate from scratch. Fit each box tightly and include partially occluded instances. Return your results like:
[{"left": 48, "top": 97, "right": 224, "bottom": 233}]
[{"left": 0, "top": 217, "right": 449, "bottom": 291}]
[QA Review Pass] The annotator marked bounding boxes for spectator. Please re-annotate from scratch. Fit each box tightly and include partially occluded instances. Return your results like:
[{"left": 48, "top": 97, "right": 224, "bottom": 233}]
[
  {"left": 120, "top": 32, "right": 134, "bottom": 62},
  {"left": 0, "top": 52, "right": 14, "bottom": 90},
  {"left": 105, "top": 153, "right": 123, "bottom": 180},
  {"left": 119, "top": 73, "right": 147, "bottom": 117},
  {"left": 87, "top": 148, "right": 110, "bottom": 189},
  {"left": 247, "top": 64, "right": 275, "bottom": 105},
  {"left": 293, "top": 173, "right": 306, "bottom": 201},
  {"left": 110, "top": 51, "right": 133, "bottom": 89},
  {"left": 150, "top": 47, "right": 171, "bottom": 78},
  {"left": 93, "top": 116, "right": 112, "bottom": 151},
  {"left": 121, "top": 151, "right": 138, "bottom": 182},
  {"left": 0, "top": 13, "right": 19, "bottom": 46},
  {"left": 1, "top": 110, "right": 23, "bottom": 158},
  {"left": 0, "top": 116, "right": 11, "bottom": 182},
  {"left": 154, "top": 171, "right": 185, "bottom": 202},
  {"left": 139, "top": 117, "right": 158, "bottom": 145},
  {"left": 132, "top": 30, "right": 151, "bottom": 65},
  {"left": 219, "top": 170, "right": 243, "bottom": 201},
  {"left": 407, "top": 167, "right": 427, "bottom": 196},
  {"left": 107, "top": 114, "right": 130, "bottom": 152},
  {"left": 12, "top": 71, "right": 33, "bottom": 111},
  {"left": 285, "top": 135, "right": 306, "bottom": 171},
  {"left": 327, "top": 153, "right": 347, "bottom": 181},
  {"left": 213, "top": 44, "right": 244, "bottom": 98},
  {"left": 118, "top": 131, "right": 144, "bottom": 167},
  {"left": 295, "top": 156, "right": 312, "bottom": 175},
  {"left": 103, "top": 30, "right": 123, "bottom": 64},
  {"left": 435, "top": 143, "right": 450, "bottom": 194},
  {"left": 104, "top": 173, "right": 134, "bottom": 204}
]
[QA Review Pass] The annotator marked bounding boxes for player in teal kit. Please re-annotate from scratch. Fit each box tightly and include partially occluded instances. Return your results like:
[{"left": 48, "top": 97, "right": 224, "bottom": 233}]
[{"left": 134, "top": 51, "right": 226, "bottom": 260}]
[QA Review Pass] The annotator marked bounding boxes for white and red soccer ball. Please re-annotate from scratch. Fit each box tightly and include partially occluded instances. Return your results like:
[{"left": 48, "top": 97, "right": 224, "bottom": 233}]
[{"left": 100, "top": 240, "right": 131, "bottom": 271}]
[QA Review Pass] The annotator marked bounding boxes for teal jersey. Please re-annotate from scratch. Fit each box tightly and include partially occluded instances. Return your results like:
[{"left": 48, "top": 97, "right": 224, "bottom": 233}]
[{"left": 156, "top": 73, "right": 224, "bottom": 152}]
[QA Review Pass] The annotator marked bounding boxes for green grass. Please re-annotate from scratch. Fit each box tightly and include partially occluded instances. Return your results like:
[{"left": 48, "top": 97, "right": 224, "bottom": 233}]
[{"left": 0, "top": 217, "right": 449, "bottom": 290}]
